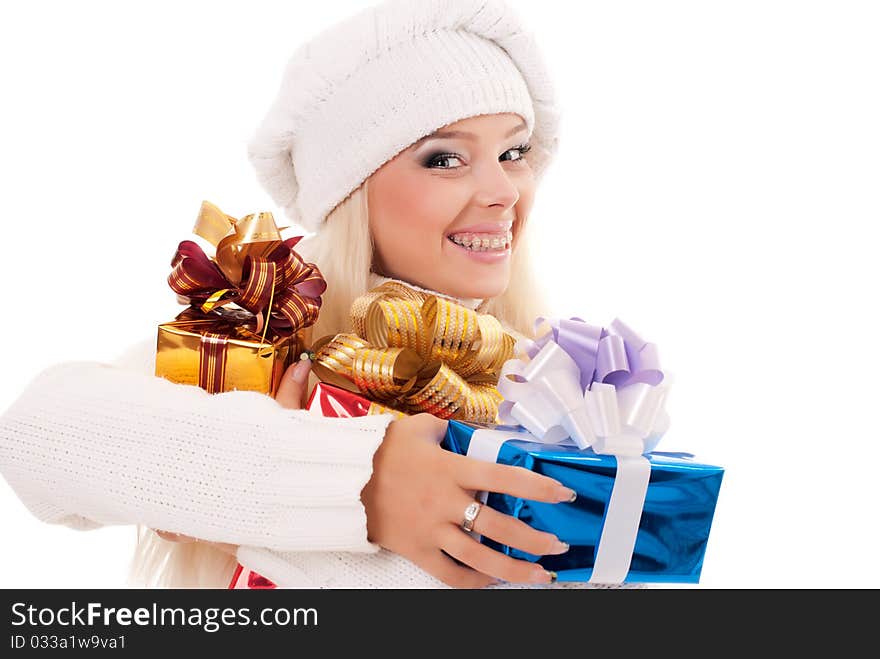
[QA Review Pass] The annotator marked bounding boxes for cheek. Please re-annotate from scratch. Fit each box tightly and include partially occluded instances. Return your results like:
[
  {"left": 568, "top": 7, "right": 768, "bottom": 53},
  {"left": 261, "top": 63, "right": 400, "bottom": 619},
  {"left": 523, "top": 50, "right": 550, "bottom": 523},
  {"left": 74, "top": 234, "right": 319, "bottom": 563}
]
[{"left": 371, "top": 170, "right": 459, "bottom": 245}]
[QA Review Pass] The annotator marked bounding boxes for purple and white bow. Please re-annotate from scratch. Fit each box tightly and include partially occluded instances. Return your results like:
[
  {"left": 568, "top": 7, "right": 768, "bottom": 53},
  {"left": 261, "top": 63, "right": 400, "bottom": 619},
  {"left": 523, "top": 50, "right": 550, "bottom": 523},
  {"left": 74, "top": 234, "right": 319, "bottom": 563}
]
[
  {"left": 481, "top": 317, "right": 673, "bottom": 583},
  {"left": 496, "top": 317, "right": 672, "bottom": 456}
]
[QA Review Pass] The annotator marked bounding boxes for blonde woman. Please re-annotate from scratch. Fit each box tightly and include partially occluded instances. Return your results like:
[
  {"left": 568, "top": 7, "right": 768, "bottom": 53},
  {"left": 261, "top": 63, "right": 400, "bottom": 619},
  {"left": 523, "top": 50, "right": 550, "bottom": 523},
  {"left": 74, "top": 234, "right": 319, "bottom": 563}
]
[{"left": 0, "top": 0, "right": 581, "bottom": 589}]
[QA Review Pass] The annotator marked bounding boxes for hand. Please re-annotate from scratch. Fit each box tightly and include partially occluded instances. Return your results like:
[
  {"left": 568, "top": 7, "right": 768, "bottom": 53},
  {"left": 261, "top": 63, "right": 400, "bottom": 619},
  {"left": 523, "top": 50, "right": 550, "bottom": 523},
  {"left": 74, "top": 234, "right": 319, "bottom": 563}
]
[
  {"left": 361, "top": 412, "right": 575, "bottom": 589},
  {"left": 274, "top": 356, "right": 313, "bottom": 410},
  {"left": 152, "top": 358, "right": 313, "bottom": 555}
]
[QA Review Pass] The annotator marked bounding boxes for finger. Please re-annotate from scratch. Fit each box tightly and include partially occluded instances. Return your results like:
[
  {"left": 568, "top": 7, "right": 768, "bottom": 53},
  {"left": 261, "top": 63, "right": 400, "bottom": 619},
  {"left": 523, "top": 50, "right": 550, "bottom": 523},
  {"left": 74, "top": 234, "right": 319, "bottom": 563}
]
[
  {"left": 275, "top": 358, "right": 312, "bottom": 410},
  {"left": 441, "top": 526, "right": 555, "bottom": 585},
  {"left": 453, "top": 498, "right": 568, "bottom": 557},
  {"left": 449, "top": 454, "right": 576, "bottom": 503},
  {"left": 419, "top": 548, "right": 495, "bottom": 589}
]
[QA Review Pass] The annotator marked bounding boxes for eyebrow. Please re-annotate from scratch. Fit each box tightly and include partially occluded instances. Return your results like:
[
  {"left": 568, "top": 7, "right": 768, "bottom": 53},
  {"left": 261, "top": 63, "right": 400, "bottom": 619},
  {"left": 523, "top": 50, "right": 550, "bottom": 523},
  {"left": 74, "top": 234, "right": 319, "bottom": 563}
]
[{"left": 410, "top": 120, "right": 529, "bottom": 148}]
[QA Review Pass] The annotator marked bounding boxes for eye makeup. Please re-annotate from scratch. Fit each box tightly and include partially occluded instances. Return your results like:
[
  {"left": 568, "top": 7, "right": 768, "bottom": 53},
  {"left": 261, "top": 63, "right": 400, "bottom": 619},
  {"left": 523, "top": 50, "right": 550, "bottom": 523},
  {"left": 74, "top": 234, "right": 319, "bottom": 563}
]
[{"left": 422, "top": 143, "right": 532, "bottom": 169}]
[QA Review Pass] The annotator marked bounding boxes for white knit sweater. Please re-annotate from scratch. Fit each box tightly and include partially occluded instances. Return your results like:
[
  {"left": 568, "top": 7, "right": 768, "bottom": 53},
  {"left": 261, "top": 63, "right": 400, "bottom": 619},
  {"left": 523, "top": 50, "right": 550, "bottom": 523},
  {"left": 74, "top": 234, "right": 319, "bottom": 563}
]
[{"left": 0, "top": 284, "right": 620, "bottom": 589}]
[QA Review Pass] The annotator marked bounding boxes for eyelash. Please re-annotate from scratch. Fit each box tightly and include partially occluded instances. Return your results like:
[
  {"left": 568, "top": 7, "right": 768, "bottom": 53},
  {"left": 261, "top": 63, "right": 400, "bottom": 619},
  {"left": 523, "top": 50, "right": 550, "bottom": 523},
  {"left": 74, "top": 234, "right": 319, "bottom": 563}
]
[{"left": 424, "top": 143, "right": 532, "bottom": 169}]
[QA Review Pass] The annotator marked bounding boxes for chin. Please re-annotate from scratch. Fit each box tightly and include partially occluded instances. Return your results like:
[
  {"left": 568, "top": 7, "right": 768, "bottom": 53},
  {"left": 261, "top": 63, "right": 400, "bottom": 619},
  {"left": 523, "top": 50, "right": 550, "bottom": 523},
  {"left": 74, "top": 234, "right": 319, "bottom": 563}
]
[{"left": 445, "top": 276, "right": 509, "bottom": 301}]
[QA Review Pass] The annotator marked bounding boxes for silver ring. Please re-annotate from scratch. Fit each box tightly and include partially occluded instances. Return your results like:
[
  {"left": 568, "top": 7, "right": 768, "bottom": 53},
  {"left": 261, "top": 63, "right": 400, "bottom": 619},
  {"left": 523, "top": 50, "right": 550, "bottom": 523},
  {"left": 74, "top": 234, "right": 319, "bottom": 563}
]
[{"left": 461, "top": 501, "right": 482, "bottom": 533}]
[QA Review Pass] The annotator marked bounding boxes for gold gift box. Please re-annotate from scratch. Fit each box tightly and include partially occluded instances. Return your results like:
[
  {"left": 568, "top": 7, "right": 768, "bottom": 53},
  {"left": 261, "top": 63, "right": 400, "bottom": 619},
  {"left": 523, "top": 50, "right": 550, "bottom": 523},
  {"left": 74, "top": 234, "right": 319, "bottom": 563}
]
[
  {"left": 155, "top": 199, "right": 325, "bottom": 396},
  {"left": 156, "top": 306, "right": 305, "bottom": 396}
]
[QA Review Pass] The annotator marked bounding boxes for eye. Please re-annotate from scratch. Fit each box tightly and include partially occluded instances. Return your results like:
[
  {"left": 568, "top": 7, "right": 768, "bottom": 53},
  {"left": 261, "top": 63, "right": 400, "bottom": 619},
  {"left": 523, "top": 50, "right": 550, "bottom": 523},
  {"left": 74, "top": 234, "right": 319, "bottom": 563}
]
[
  {"left": 424, "top": 143, "right": 532, "bottom": 170},
  {"left": 425, "top": 153, "right": 465, "bottom": 169},
  {"left": 501, "top": 143, "right": 532, "bottom": 162}
]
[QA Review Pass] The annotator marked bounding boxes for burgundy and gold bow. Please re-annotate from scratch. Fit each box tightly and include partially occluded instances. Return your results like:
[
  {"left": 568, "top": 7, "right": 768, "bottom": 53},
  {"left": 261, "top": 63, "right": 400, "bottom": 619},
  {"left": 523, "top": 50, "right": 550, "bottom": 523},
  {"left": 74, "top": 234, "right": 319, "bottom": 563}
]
[
  {"left": 310, "top": 281, "right": 516, "bottom": 423},
  {"left": 167, "top": 200, "right": 326, "bottom": 340}
]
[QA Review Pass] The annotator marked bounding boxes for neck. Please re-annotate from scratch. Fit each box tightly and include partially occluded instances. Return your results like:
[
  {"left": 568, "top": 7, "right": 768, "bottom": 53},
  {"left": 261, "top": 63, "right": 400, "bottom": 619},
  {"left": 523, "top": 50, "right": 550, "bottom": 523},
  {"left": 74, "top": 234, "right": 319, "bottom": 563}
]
[{"left": 368, "top": 272, "right": 484, "bottom": 311}]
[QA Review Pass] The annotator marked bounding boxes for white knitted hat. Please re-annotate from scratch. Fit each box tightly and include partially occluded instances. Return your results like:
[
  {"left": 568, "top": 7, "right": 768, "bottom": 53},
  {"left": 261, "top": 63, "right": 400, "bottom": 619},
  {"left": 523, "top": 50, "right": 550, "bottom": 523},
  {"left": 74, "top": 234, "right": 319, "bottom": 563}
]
[{"left": 247, "top": 0, "right": 560, "bottom": 234}]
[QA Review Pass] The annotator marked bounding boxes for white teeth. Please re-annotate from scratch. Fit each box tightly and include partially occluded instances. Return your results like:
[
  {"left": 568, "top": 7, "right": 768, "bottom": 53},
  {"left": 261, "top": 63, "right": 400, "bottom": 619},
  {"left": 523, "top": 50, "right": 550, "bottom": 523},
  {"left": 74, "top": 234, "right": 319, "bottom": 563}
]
[{"left": 448, "top": 230, "right": 513, "bottom": 252}]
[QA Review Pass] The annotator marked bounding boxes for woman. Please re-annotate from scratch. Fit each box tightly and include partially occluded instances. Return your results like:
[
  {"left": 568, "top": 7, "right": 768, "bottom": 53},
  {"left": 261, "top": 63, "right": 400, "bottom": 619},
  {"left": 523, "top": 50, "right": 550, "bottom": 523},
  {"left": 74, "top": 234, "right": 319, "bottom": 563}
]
[{"left": 0, "top": 0, "right": 581, "bottom": 588}]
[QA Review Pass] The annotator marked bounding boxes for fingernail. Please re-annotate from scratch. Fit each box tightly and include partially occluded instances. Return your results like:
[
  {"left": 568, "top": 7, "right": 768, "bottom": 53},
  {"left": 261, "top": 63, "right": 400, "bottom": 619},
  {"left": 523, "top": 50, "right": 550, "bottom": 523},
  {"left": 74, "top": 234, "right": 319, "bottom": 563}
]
[
  {"left": 528, "top": 569, "right": 545, "bottom": 584},
  {"left": 530, "top": 568, "right": 555, "bottom": 584},
  {"left": 557, "top": 487, "right": 577, "bottom": 503},
  {"left": 292, "top": 358, "right": 311, "bottom": 384},
  {"left": 551, "top": 540, "right": 570, "bottom": 554}
]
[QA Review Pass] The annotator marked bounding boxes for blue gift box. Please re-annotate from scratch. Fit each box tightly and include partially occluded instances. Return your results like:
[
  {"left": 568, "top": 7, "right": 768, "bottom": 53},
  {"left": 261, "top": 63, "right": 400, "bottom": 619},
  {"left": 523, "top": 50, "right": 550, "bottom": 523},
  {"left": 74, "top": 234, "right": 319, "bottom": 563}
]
[{"left": 441, "top": 420, "right": 724, "bottom": 584}]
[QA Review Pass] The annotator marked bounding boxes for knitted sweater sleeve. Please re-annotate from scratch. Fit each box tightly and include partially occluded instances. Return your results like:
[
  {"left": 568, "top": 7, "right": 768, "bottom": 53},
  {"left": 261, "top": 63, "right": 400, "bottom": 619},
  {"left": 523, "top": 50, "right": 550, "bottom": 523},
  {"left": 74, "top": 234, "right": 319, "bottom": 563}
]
[{"left": 0, "top": 337, "right": 393, "bottom": 553}]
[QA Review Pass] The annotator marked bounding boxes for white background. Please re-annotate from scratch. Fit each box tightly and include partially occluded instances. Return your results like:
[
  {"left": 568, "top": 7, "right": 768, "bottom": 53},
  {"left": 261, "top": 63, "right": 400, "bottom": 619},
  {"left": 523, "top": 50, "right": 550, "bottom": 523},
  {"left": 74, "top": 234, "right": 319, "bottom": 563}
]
[{"left": 1, "top": 0, "right": 878, "bottom": 589}]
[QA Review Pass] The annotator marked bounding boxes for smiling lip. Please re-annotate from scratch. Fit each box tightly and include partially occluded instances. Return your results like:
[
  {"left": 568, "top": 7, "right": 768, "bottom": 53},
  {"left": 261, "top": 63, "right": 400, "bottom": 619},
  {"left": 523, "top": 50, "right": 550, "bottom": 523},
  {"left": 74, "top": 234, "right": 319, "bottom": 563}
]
[
  {"left": 446, "top": 237, "right": 511, "bottom": 263},
  {"left": 445, "top": 221, "right": 513, "bottom": 237}
]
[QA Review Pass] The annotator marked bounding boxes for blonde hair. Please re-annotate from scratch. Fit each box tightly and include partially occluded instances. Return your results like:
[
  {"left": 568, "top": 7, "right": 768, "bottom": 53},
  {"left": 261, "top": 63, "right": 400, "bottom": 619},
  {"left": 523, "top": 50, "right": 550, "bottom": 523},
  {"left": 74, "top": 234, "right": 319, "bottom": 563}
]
[{"left": 127, "top": 174, "right": 553, "bottom": 588}]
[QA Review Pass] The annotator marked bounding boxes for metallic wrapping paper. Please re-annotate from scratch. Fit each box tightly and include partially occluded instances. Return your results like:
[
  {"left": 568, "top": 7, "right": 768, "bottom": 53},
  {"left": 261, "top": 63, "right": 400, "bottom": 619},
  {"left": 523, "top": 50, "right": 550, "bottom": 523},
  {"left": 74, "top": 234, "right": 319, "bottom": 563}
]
[
  {"left": 157, "top": 200, "right": 324, "bottom": 396},
  {"left": 156, "top": 307, "right": 305, "bottom": 396},
  {"left": 442, "top": 420, "right": 724, "bottom": 584},
  {"left": 229, "top": 564, "right": 276, "bottom": 589},
  {"left": 306, "top": 382, "right": 407, "bottom": 419},
  {"left": 310, "top": 280, "right": 514, "bottom": 423}
]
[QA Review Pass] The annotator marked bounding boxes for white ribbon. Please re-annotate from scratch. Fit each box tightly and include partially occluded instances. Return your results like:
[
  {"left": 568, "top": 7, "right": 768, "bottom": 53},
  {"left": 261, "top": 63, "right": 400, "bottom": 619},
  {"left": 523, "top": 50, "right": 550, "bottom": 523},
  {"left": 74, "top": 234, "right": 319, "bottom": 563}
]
[
  {"left": 481, "top": 338, "right": 674, "bottom": 583},
  {"left": 465, "top": 430, "right": 512, "bottom": 540}
]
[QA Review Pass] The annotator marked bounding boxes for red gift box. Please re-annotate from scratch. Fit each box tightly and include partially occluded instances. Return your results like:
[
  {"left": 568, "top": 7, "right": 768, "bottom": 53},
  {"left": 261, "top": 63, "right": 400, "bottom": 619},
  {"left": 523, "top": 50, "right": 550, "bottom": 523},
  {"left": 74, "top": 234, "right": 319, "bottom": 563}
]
[
  {"left": 306, "top": 381, "right": 407, "bottom": 419},
  {"left": 228, "top": 563, "right": 276, "bottom": 589}
]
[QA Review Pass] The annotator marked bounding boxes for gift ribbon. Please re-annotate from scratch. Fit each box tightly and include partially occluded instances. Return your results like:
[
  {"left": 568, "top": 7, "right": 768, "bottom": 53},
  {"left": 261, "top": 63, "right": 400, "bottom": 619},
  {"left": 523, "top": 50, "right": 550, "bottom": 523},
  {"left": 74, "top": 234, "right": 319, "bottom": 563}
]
[
  {"left": 161, "top": 308, "right": 287, "bottom": 393},
  {"left": 167, "top": 200, "right": 326, "bottom": 339},
  {"left": 310, "top": 281, "right": 515, "bottom": 423},
  {"left": 164, "top": 200, "right": 326, "bottom": 393},
  {"left": 526, "top": 316, "right": 664, "bottom": 391},
  {"left": 464, "top": 418, "right": 665, "bottom": 584},
  {"left": 198, "top": 332, "right": 229, "bottom": 394},
  {"left": 480, "top": 317, "right": 672, "bottom": 583},
  {"left": 497, "top": 317, "right": 667, "bottom": 450}
]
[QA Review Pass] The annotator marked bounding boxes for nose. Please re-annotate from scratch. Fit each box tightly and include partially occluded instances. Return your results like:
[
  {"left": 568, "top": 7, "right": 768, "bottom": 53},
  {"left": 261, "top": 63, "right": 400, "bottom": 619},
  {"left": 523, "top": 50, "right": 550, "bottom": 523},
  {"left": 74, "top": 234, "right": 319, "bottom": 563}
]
[{"left": 472, "top": 159, "right": 520, "bottom": 209}]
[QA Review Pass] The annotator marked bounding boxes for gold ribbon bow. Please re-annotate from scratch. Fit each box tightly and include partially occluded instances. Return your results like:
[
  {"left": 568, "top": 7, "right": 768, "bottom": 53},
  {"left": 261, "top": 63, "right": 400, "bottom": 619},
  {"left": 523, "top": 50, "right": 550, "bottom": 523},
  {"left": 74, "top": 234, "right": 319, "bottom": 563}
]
[
  {"left": 311, "top": 281, "right": 516, "bottom": 423},
  {"left": 167, "top": 200, "right": 326, "bottom": 344}
]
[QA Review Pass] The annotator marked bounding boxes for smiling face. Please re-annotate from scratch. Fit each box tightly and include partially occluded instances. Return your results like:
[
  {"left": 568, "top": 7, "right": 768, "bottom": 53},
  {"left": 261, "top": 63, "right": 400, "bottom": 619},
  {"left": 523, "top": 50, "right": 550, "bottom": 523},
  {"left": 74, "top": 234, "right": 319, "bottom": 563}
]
[{"left": 367, "top": 112, "right": 537, "bottom": 300}]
